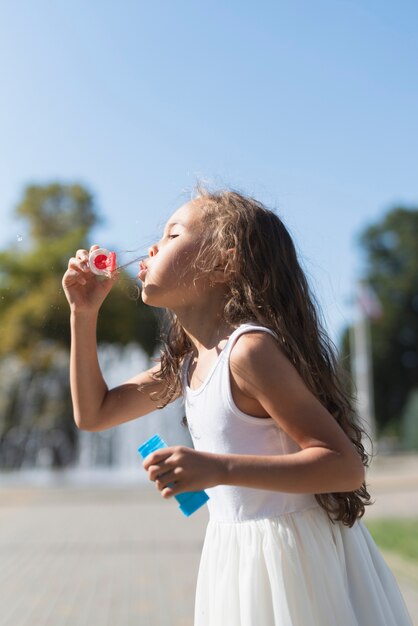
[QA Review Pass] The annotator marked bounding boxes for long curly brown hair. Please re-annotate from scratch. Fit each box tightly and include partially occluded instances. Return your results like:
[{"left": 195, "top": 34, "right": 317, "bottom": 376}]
[{"left": 151, "top": 182, "right": 371, "bottom": 527}]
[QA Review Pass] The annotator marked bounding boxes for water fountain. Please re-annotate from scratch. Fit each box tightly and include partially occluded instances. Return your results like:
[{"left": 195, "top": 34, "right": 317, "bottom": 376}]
[
  {"left": 0, "top": 342, "right": 192, "bottom": 486},
  {"left": 76, "top": 342, "right": 192, "bottom": 484}
]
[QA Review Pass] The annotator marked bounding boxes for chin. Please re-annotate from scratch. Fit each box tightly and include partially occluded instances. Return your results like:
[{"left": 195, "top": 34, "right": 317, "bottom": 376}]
[
  {"left": 141, "top": 288, "right": 151, "bottom": 305},
  {"left": 141, "top": 286, "right": 164, "bottom": 308}
]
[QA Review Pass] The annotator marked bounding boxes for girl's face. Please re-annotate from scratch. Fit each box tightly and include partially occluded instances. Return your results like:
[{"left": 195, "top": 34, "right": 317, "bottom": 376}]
[{"left": 138, "top": 201, "right": 212, "bottom": 310}]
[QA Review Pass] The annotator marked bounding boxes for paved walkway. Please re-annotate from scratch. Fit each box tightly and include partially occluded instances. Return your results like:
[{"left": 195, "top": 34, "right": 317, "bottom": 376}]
[
  {"left": 366, "top": 453, "right": 418, "bottom": 519},
  {"left": 0, "top": 454, "right": 417, "bottom": 626},
  {"left": 0, "top": 483, "right": 205, "bottom": 626}
]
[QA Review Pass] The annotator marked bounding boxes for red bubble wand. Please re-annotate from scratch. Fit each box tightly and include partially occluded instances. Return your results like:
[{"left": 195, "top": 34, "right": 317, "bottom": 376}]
[{"left": 88, "top": 247, "right": 147, "bottom": 278}]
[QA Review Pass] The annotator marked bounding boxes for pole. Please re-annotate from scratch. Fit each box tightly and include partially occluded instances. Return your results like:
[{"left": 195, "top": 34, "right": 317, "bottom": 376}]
[{"left": 350, "top": 283, "right": 377, "bottom": 455}]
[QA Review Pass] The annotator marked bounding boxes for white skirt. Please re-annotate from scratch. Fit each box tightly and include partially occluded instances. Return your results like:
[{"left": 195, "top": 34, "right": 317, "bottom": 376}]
[{"left": 194, "top": 506, "right": 412, "bottom": 626}]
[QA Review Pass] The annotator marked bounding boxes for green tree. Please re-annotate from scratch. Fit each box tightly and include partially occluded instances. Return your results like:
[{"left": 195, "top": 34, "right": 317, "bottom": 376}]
[
  {"left": 0, "top": 182, "right": 158, "bottom": 357},
  {"left": 0, "top": 182, "right": 159, "bottom": 465},
  {"left": 16, "top": 183, "right": 97, "bottom": 241},
  {"left": 340, "top": 207, "right": 418, "bottom": 435}
]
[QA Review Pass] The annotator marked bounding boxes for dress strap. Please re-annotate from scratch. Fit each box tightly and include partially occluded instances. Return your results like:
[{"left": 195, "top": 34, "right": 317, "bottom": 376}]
[
  {"left": 181, "top": 324, "right": 278, "bottom": 394},
  {"left": 222, "top": 323, "right": 278, "bottom": 360}
]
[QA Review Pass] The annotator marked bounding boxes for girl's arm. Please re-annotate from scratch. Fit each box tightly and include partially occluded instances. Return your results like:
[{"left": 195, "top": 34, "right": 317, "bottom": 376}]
[
  {"left": 219, "top": 331, "right": 365, "bottom": 494},
  {"left": 70, "top": 311, "right": 165, "bottom": 432},
  {"left": 144, "top": 332, "right": 365, "bottom": 498},
  {"left": 63, "top": 247, "right": 167, "bottom": 432}
]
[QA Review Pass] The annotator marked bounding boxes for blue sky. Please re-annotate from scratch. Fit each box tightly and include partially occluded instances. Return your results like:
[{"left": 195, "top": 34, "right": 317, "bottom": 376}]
[{"left": 0, "top": 0, "right": 417, "bottom": 345}]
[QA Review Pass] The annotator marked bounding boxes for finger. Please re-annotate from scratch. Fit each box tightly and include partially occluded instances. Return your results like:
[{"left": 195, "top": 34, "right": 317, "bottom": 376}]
[
  {"left": 68, "top": 257, "right": 90, "bottom": 274},
  {"left": 68, "top": 257, "right": 84, "bottom": 271},
  {"left": 154, "top": 468, "right": 178, "bottom": 486},
  {"left": 67, "top": 257, "right": 92, "bottom": 283},
  {"left": 75, "top": 250, "right": 92, "bottom": 272},
  {"left": 147, "top": 461, "right": 171, "bottom": 481},
  {"left": 70, "top": 256, "right": 91, "bottom": 275},
  {"left": 155, "top": 467, "right": 184, "bottom": 491},
  {"left": 89, "top": 244, "right": 100, "bottom": 252},
  {"left": 161, "top": 485, "right": 177, "bottom": 499},
  {"left": 156, "top": 478, "right": 177, "bottom": 497},
  {"left": 147, "top": 464, "right": 161, "bottom": 481},
  {"left": 63, "top": 268, "right": 87, "bottom": 286},
  {"left": 75, "top": 249, "right": 89, "bottom": 260},
  {"left": 143, "top": 450, "right": 172, "bottom": 470},
  {"left": 161, "top": 487, "right": 177, "bottom": 499}
]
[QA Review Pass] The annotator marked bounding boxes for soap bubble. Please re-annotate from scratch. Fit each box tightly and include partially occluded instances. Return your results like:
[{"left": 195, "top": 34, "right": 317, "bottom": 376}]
[{"left": 17, "top": 234, "right": 23, "bottom": 242}]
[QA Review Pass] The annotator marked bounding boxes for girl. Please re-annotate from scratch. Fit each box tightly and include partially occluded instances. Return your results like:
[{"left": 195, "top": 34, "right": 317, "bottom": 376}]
[{"left": 63, "top": 185, "right": 412, "bottom": 626}]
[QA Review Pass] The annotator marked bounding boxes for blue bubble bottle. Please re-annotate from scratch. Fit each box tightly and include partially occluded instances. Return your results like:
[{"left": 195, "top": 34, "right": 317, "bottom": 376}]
[{"left": 138, "top": 434, "right": 209, "bottom": 517}]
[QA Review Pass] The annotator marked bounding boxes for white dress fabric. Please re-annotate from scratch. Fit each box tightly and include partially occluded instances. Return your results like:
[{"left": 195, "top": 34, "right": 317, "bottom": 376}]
[{"left": 183, "top": 323, "right": 412, "bottom": 626}]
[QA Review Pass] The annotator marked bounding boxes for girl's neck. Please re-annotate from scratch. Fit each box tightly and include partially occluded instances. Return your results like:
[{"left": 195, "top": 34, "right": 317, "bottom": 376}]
[
  {"left": 174, "top": 307, "right": 235, "bottom": 357},
  {"left": 170, "top": 281, "right": 235, "bottom": 356}
]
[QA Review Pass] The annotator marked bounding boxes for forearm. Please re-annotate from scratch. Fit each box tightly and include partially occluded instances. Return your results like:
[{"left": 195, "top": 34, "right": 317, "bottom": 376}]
[
  {"left": 70, "top": 311, "right": 108, "bottom": 429},
  {"left": 220, "top": 447, "right": 365, "bottom": 494}
]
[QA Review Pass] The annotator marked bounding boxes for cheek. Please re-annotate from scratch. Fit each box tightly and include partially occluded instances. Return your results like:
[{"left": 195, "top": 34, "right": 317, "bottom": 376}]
[
  {"left": 175, "top": 245, "right": 202, "bottom": 277},
  {"left": 146, "top": 244, "right": 201, "bottom": 291}
]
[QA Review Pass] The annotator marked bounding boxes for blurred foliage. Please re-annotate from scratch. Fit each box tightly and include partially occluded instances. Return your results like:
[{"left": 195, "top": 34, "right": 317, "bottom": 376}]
[
  {"left": 0, "top": 182, "right": 159, "bottom": 358},
  {"left": 340, "top": 207, "right": 418, "bottom": 434},
  {"left": 16, "top": 183, "right": 97, "bottom": 241},
  {"left": 401, "top": 390, "right": 418, "bottom": 451},
  {"left": 0, "top": 182, "right": 160, "bottom": 463},
  {"left": 365, "top": 519, "right": 418, "bottom": 564}
]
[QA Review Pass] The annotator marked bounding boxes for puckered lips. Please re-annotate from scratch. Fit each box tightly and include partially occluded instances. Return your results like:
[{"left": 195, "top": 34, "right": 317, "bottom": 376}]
[{"left": 138, "top": 260, "right": 148, "bottom": 282}]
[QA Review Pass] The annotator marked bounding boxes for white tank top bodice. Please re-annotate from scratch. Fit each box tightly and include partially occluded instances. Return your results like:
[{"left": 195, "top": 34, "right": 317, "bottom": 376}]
[{"left": 182, "top": 323, "right": 318, "bottom": 522}]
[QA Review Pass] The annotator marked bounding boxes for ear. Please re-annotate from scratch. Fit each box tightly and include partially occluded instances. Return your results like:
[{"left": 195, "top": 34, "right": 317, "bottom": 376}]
[{"left": 211, "top": 248, "right": 237, "bottom": 284}]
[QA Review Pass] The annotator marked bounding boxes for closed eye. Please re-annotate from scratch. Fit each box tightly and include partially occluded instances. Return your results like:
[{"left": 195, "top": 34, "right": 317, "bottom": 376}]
[{"left": 168, "top": 234, "right": 179, "bottom": 239}]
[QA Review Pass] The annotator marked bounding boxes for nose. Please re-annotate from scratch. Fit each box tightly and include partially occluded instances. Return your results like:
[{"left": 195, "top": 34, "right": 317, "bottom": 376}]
[{"left": 148, "top": 244, "right": 158, "bottom": 257}]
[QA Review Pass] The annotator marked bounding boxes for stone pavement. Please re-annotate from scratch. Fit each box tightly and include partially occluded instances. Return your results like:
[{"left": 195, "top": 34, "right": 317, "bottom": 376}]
[
  {"left": 366, "top": 453, "right": 418, "bottom": 519},
  {"left": 0, "top": 482, "right": 207, "bottom": 626},
  {"left": 0, "top": 454, "right": 416, "bottom": 626}
]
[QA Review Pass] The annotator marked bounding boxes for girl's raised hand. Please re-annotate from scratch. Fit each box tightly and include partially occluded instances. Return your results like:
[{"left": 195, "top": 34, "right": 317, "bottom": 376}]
[
  {"left": 62, "top": 245, "right": 118, "bottom": 314},
  {"left": 143, "top": 446, "right": 225, "bottom": 498}
]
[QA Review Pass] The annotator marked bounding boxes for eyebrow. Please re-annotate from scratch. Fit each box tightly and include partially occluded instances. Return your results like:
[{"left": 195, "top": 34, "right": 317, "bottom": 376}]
[{"left": 164, "top": 220, "right": 185, "bottom": 233}]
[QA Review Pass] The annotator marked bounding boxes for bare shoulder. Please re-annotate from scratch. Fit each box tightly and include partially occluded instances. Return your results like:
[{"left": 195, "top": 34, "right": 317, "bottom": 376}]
[
  {"left": 230, "top": 330, "right": 292, "bottom": 379},
  {"left": 229, "top": 330, "right": 353, "bottom": 455},
  {"left": 229, "top": 329, "right": 321, "bottom": 408},
  {"left": 229, "top": 330, "right": 297, "bottom": 402}
]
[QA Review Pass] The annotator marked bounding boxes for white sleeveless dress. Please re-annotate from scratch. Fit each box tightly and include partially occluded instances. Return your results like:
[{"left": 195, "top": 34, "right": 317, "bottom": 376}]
[{"left": 182, "top": 323, "right": 412, "bottom": 626}]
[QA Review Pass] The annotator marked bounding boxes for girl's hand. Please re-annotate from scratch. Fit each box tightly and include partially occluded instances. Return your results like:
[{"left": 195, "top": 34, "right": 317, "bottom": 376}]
[
  {"left": 62, "top": 245, "right": 117, "bottom": 314},
  {"left": 143, "top": 446, "right": 225, "bottom": 498}
]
